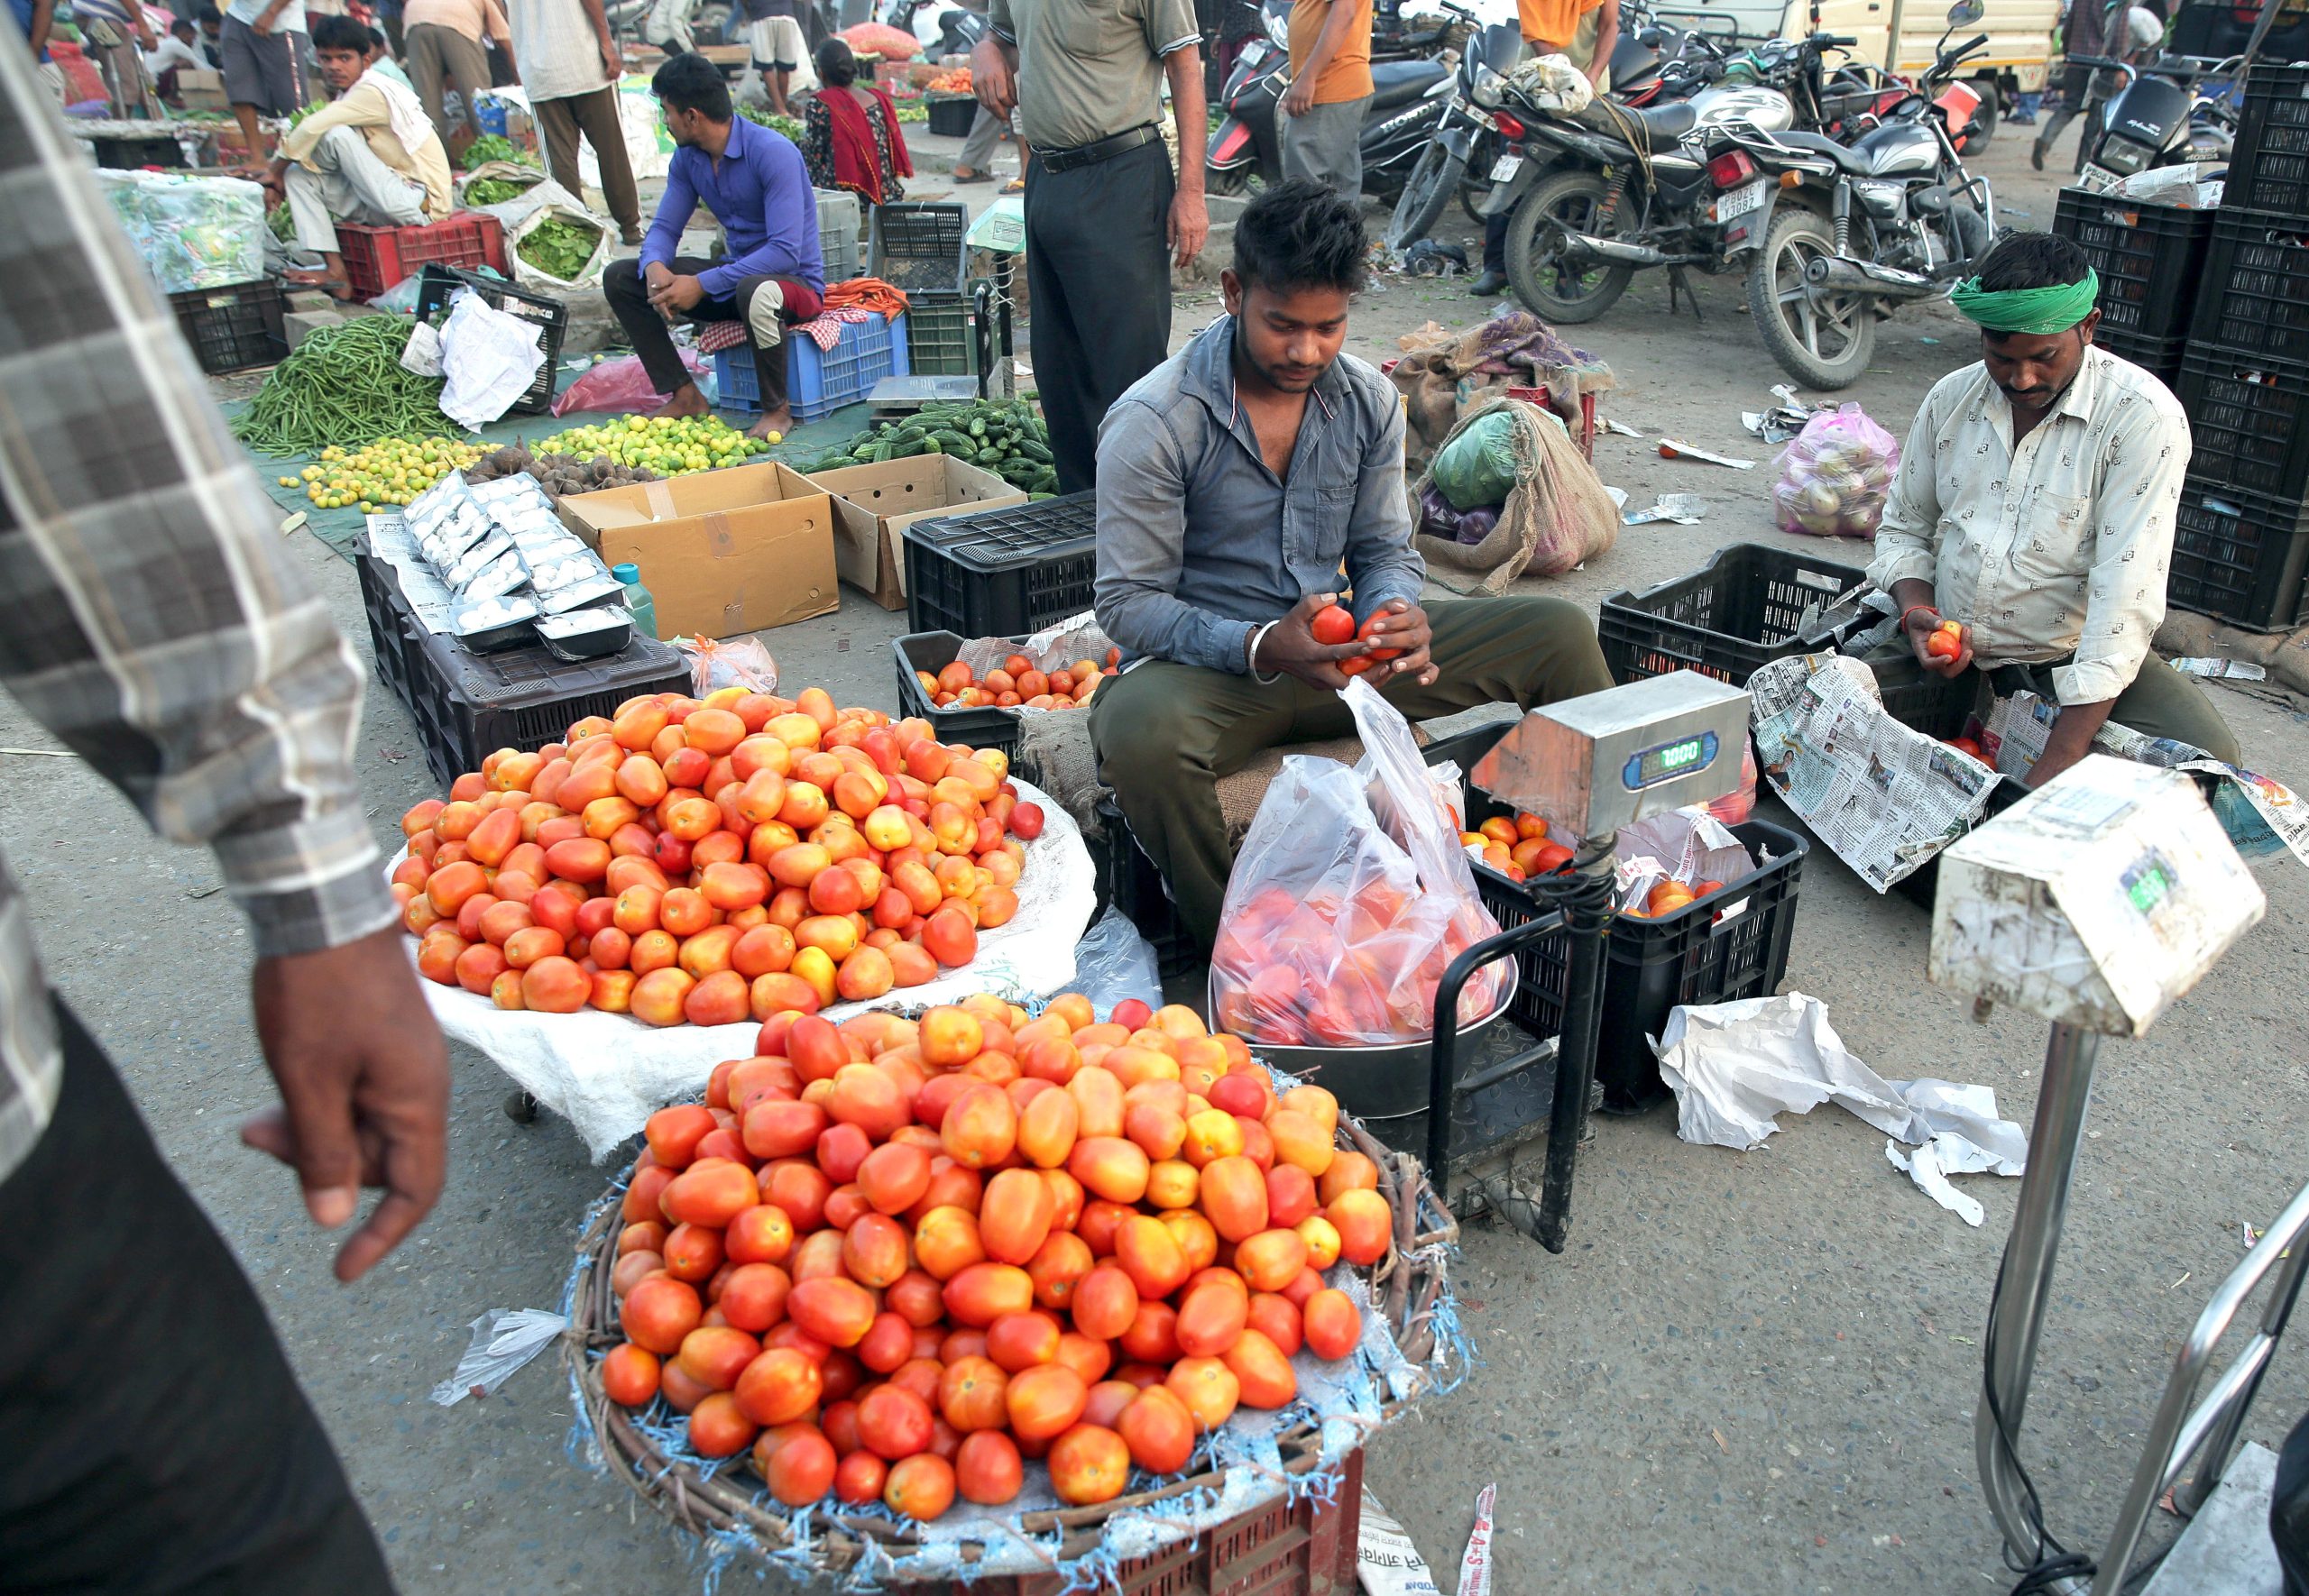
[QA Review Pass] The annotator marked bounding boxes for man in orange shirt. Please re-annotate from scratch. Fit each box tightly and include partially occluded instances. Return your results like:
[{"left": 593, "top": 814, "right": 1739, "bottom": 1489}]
[
  {"left": 1279, "top": 0, "right": 1371, "bottom": 200},
  {"left": 1469, "top": 0, "right": 1615, "bottom": 295}
]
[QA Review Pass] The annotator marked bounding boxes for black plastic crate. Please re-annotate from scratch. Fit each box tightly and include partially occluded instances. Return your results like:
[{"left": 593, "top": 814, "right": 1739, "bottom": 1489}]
[
  {"left": 355, "top": 548, "right": 419, "bottom": 717},
  {"left": 2167, "top": 477, "right": 2309, "bottom": 631},
  {"left": 903, "top": 493, "right": 1097, "bottom": 636},
  {"left": 1598, "top": 543, "right": 1872, "bottom": 686},
  {"left": 869, "top": 201, "right": 969, "bottom": 296},
  {"left": 169, "top": 279, "right": 287, "bottom": 373},
  {"left": 1878, "top": 668, "right": 1980, "bottom": 740},
  {"left": 2093, "top": 322, "right": 2186, "bottom": 386},
  {"left": 92, "top": 132, "right": 184, "bottom": 168},
  {"left": 405, "top": 628, "right": 690, "bottom": 790},
  {"left": 410, "top": 262, "right": 568, "bottom": 416},
  {"left": 2223, "top": 61, "right": 2309, "bottom": 216},
  {"left": 2176, "top": 345, "right": 2309, "bottom": 509},
  {"left": 2052, "top": 187, "right": 2213, "bottom": 340},
  {"left": 1096, "top": 794, "right": 1203, "bottom": 984},
  {"left": 1427, "top": 724, "right": 1808, "bottom": 1112},
  {"left": 905, "top": 289, "right": 977, "bottom": 376},
  {"left": 925, "top": 94, "right": 977, "bottom": 137},
  {"left": 2194, "top": 208, "right": 2309, "bottom": 368},
  {"left": 892, "top": 629, "right": 1028, "bottom": 757}
]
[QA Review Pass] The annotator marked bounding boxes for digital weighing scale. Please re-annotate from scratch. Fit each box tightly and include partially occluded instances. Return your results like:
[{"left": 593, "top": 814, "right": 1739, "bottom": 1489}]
[
  {"left": 1927, "top": 757, "right": 2306, "bottom": 1593},
  {"left": 1412, "top": 672, "right": 1752, "bottom": 1250}
]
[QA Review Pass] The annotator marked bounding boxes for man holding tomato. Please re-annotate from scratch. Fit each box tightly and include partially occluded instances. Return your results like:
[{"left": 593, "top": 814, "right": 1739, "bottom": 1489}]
[
  {"left": 1865, "top": 231, "right": 2238, "bottom": 785},
  {"left": 1089, "top": 179, "right": 1613, "bottom": 949}
]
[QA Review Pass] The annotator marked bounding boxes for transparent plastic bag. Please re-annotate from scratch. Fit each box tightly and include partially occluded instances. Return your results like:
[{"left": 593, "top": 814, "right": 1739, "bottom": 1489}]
[
  {"left": 1706, "top": 735, "right": 1759, "bottom": 826},
  {"left": 551, "top": 350, "right": 711, "bottom": 417},
  {"left": 1210, "top": 679, "right": 1505, "bottom": 1045},
  {"left": 1069, "top": 906, "right": 1163, "bottom": 1017},
  {"left": 428, "top": 1308, "right": 567, "bottom": 1407},
  {"left": 96, "top": 169, "right": 264, "bottom": 293},
  {"left": 675, "top": 633, "right": 778, "bottom": 694},
  {"left": 1772, "top": 403, "right": 1900, "bottom": 537}
]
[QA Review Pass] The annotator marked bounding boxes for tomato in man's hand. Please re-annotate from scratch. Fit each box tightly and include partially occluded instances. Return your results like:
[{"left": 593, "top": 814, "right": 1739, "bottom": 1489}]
[
  {"left": 1309, "top": 605, "right": 1356, "bottom": 647},
  {"left": 1337, "top": 656, "right": 1375, "bottom": 676},
  {"left": 1357, "top": 614, "right": 1403, "bottom": 661},
  {"left": 1926, "top": 621, "right": 1964, "bottom": 661}
]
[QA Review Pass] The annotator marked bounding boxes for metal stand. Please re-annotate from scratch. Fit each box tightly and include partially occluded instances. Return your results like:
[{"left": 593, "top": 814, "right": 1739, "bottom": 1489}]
[{"left": 1423, "top": 832, "right": 1616, "bottom": 1254}]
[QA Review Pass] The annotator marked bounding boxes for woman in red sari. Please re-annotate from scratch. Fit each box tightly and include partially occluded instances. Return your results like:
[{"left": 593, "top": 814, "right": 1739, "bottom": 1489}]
[{"left": 803, "top": 39, "right": 914, "bottom": 205}]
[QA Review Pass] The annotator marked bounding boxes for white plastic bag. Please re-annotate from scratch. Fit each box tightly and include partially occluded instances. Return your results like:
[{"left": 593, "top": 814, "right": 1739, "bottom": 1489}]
[
  {"left": 1210, "top": 679, "right": 1504, "bottom": 1045},
  {"left": 675, "top": 633, "right": 778, "bottom": 694},
  {"left": 1771, "top": 403, "right": 1900, "bottom": 537},
  {"left": 437, "top": 290, "right": 545, "bottom": 430},
  {"left": 1069, "top": 906, "right": 1163, "bottom": 1017},
  {"left": 428, "top": 1307, "right": 567, "bottom": 1406}
]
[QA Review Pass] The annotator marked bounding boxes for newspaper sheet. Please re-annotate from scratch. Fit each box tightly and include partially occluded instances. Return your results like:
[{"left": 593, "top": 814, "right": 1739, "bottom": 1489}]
[
  {"left": 1981, "top": 690, "right": 2309, "bottom": 869},
  {"left": 1748, "top": 654, "right": 2004, "bottom": 891}
]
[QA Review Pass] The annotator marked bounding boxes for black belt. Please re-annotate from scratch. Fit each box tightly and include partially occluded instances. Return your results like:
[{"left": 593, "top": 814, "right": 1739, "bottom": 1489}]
[{"left": 1033, "top": 123, "right": 1160, "bottom": 172}]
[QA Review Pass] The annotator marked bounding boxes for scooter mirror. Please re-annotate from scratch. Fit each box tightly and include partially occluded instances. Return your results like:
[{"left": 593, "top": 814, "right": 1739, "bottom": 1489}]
[
  {"left": 1947, "top": 0, "right": 1985, "bottom": 23},
  {"left": 1636, "top": 24, "right": 1665, "bottom": 46}
]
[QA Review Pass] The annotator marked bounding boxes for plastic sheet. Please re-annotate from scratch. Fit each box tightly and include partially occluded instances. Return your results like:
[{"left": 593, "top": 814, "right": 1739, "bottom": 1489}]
[
  {"left": 437, "top": 289, "right": 546, "bottom": 431},
  {"left": 551, "top": 350, "right": 711, "bottom": 416},
  {"left": 1067, "top": 905, "right": 1163, "bottom": 1016},
  {"left": 96, "top": 169, "right": 264, "bottom": 292},
  {"left": 1771, "top": 403, "right": 1900, "bottom": 537},
  {"left": 1210, "top": 680, "right": 1504, "bottom": 1044},
  {"left": 429, "top": 1307, "right": 567, "bottom": 1406}
]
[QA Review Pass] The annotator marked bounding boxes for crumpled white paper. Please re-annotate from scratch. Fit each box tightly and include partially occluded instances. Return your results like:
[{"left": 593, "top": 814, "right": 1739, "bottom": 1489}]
[
  {"left": 407, "top": 777, "right": 1097, "bottom": 1159},
  {"left": 437, "top": 289, "right": 544, "bottom": 431},
  {"left": 1653, "top": 992, "right": 2028, "bottom": 1224},
  {"left": 429, "top": 1307, "right": 567, "bottom": 1406}
]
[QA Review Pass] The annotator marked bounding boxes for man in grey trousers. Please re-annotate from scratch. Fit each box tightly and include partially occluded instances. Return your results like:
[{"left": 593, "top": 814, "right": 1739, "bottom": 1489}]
[
  {"left": 1279, "top": 0, "right": 1368, "bottom": 198},
  {"left": 973, "top": 0, "right": 1210, "bottom": 493}
]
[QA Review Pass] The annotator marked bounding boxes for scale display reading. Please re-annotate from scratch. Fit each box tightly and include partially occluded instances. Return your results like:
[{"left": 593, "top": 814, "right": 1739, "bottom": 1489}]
[{"left": 1620, "top": 730, "right": 1719, "bottom": 792}]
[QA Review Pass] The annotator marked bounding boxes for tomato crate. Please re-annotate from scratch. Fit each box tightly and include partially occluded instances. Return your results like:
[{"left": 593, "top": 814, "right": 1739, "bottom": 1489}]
[
  {"left": 403, "top": 625, "right": 689, "bottom": 790},
  {"left": 1097, "top": 793, "right": 1206, "bottom": 984},
  {"left": 815, "top": 186, "right": 861, "bottom": 282},
  {"left": 2167, "top": 476, "right": 2309, "bottom": 631},
  {"left": 716, "top": 313, "right": 909, "bottom": 421},
  {"left": 410, "top": 262, "right": 567, "bottom": 415},
  {"left": 892, "top": 629, "right": 1028, "bottom": 757},
  {"left": 2051, "top": 187, "right": 2214, "bottom": 340},
  {"left": 336, "top": 213, "right": 509, "bottom": 303},
  {"left": 905, "top": 289, "right": 978, "bottom": 375},
  {"left": 2222, "top": 62, "right": 2309, "bottom": 217},
  {"left": 90, "top": 131, "right": 185, "bottom": 169},
  {"left": 2175, "top": 345, "right": 2309, "bottom": 509},
  {"left": 1428, "top": 723, "right": 1809, "bottom": 1112},
  {"left": 2194, "top": 208, "right": 2309, "bottom": 368},
  {"left": 169, "top": 279, "right": 287, "bottom": 373},
  {"left": 902, "top": 493, "right": 1097, "bottom": 637},
  {"left": 2092, "top": 322, "right": 2186, "bottom": 386},
  {"left": 1598, "top": 543, "right": 1872, "bottom": 687},
  {"left": 354, "top": 548, "right": 420, "bottom": 719},
  {"left": 925, "top": 93, "right": 977, "bottom": 136},
  {"left": 869, "top": 200, "right": 970, "bottom": 296},
  {"left": 903, "top": 1449, "right": 1364, "bottom": 1595}
]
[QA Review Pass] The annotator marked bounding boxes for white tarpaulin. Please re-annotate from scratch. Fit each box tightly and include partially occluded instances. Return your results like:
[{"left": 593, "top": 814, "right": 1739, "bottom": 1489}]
[
  {"left": 407, "top": 776, "right": 1096, "bottom": 1157},
  {"left": 1653, "top": 991, "right": 2028, "bottom": 1225}
]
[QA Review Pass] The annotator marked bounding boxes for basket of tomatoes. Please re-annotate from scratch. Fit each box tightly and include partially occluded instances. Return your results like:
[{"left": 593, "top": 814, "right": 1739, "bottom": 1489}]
[{"left": 562, "top": 992, "right": 1461, "bottom": 1586}]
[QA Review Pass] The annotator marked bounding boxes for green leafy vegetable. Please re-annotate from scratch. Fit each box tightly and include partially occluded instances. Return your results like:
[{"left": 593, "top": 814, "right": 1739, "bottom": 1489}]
[
  {"left": 736, "top": 105, "right": 807, "bottom": 142},
  {"left": 459, "top": 134, "right": 536, "bottom": 170},
  {"left": 516, "top": 213, "right": 603, "bottom": 280},
  {"left": 465, "top": 175, "right": 538, "bottom": 206}
]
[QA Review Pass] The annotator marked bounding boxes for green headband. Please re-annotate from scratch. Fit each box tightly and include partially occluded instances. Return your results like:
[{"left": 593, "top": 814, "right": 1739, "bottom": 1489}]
[{"left": 1949, "top": 270, "right": 2101, "bottom": 335}]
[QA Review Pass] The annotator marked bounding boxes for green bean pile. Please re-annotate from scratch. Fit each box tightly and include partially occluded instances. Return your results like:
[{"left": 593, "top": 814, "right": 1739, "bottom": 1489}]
[{"left": 231, "top": 317, "right": 467, "bottom": 458}]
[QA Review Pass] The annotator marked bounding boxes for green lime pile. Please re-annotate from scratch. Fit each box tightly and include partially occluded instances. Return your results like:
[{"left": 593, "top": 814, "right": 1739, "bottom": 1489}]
[{"left": 532, "top": 413, "right": 770, "bottom": 476}]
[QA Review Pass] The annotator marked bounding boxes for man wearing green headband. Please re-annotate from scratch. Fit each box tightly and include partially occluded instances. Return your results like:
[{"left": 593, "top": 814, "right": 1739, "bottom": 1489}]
[{"left": 1864, "top": 231, "right": 2239, "bottom": 784}]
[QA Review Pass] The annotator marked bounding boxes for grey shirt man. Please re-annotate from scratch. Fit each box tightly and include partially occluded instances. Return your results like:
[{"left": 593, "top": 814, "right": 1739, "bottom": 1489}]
[
  {"left": 989, "top": 0, "right": 1200, "bottom": 150},
  {"left": 1093, "top": 315, "right": 1424, "bottom": 672}
]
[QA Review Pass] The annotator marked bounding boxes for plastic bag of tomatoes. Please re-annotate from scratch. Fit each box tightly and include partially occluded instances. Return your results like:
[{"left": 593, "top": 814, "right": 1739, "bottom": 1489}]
[{"left": 566, "top": 992, "right": 1455, "bottom": 1579}]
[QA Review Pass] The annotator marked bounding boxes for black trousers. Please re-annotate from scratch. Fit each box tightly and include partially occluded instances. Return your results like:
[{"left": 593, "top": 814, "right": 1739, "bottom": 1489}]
[
  {"left": 604, "top": 255, "right": 807, "bottom": 413},
  {"left": 1024, "top": 139, "right": 1174, "bottom": 494},
  {"left": 0, "top": 1003, "right": 393, "bottom": 1595}
]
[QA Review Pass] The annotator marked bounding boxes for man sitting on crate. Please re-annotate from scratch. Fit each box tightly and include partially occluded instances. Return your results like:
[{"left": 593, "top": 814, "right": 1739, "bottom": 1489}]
[
  {"left": 252, "top": 14, "right": 454, "bottom": 302},
  {"left": 1090, "top": 179, "right": 1614, "bottom": 951},
  {"left": 1865, "top": 230, "right": 2240, "bottom": 783},
  {"left": 603, "top": 51, "right": 826, "bottom": 443}
]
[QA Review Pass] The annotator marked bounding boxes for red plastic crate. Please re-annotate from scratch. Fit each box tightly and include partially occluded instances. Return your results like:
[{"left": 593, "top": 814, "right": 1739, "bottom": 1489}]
[
  {"left": 902, "top": 1448, "right": 1364, "bottom": 1595},
  {"left": 336, "top": 214, "right": 508, "bottom": 302}
]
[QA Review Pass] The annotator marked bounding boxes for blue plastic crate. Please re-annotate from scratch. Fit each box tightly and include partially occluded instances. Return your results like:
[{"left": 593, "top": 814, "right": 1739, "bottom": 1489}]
[{"left": 715, "top": 312, "right": 910, "bottom": 421}]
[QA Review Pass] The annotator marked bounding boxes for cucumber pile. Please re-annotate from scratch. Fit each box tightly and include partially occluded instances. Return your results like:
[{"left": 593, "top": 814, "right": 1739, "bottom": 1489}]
[{"left": 799, "top": 399, "right": 1058, "bottom": 497}]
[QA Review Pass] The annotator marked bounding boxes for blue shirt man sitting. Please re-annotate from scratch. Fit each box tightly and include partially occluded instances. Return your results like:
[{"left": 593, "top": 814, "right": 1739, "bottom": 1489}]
[{"left": 1089, "top": 179, "right": 1614, "bottom": 949}]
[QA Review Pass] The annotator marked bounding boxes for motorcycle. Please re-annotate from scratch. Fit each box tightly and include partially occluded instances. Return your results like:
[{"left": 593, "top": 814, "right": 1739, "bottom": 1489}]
[
  {"left": 2071, "top": 52, "right": 2240, "bottom": 189},
  {"left": 1205, "top": 0, "right": 1467, "bottom": 202},
  {"left": 1716, "top": 2, "right": 1998, "bottom": 388},
  {"left": 1380, "top": 8, "right": 1532, "bottom": 246},
  {"left": 882, "top": 0, "right": 984, "bottom": 60},
  {"left": 1476, "top": 31, "right": 1822, "bottom": 322}
]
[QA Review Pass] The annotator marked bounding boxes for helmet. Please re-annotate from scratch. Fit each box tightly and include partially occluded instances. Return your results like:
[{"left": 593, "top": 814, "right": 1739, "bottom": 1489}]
[{"left": 2123, "top": 5, "right": 2164, "bottom": 53}]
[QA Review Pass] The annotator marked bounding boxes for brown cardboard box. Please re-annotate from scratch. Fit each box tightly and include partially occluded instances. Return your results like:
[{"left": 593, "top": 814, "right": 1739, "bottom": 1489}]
[
  {"left": 808, "top": 456, "right": 1028, "bottom": 610},
  {"left": 558, "top": 463, "right": 839, "bottom": 639},
  {"left": 175, "top": 67, "right": 229, "bottom": 114}
]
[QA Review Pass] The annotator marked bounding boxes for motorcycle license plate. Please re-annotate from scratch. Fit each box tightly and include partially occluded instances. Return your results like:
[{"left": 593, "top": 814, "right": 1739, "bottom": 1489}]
[
  {"left": 1489, "top": 154, "right": 1523, "bottom": 182},
  {"left": 1718, "top": 179, "right": 1768, "bottom": 221}
]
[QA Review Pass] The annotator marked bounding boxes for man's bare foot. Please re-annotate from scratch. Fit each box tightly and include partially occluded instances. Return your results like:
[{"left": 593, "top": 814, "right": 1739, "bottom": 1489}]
[
  {"left": 286, "top": 268, "right": 358, "bottom": 301},
  {"left": 650, "top": 384, "right": 713, "bottom": 419},
  {"left": 747, "top": 405, "right": 793, "bottom": 440}
]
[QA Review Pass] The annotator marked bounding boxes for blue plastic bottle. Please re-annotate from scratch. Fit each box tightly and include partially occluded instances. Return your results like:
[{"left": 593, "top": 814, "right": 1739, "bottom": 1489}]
[{"left": 612, "top": 562, "right": 658, "bottom": 640}]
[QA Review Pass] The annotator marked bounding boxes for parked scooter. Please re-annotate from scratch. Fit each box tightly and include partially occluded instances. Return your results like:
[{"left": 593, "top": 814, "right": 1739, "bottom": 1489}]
[
  {"left": 882, "top": 0, "right": 983, "bottom": 60},
  {"left": 1714, "top": 2, "right": 1998, "bottom": 388},
  {"left": 2071, "top": 51, "right": 2240, "bottom": 189}
]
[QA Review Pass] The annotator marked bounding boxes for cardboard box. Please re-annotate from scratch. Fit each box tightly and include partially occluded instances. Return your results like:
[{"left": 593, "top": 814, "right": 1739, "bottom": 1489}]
[
  {"left": 175, "top": 67, "right": 229, "bottom": 114},
  {"left": 807, "top": 455, "right": 1027, "bottom": 610},
  {"left": 558, "top": 462, "right": 839, "bottom": 639}
]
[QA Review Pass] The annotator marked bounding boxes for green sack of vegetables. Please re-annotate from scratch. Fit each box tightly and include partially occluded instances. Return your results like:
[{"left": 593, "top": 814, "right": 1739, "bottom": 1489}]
[{"left": 1431, "top": 409, "right": 1522, "bottom": 512}]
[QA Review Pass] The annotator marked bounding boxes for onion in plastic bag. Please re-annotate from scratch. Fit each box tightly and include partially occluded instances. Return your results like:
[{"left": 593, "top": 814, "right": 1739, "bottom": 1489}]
[{"left": 1771, "top": 403, "right": 1900, "bottom": 538}]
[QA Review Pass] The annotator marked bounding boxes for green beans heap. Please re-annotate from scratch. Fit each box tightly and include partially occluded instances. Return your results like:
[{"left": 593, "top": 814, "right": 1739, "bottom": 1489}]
[{"left": 230, "top": 316, "right": 467, "bottom": 458}]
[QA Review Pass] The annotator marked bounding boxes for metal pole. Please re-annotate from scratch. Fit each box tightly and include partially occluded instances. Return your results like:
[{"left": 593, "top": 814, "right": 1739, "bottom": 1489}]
[
  {"left": 1976, "top": 1021, "right": 2102, "bottom": 1574},
  {"left": 1535, "top": 830, "right": 1616, "bottom": 1253}
]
